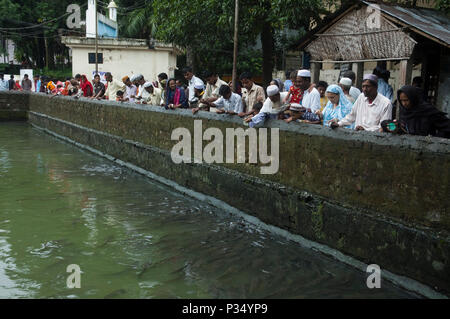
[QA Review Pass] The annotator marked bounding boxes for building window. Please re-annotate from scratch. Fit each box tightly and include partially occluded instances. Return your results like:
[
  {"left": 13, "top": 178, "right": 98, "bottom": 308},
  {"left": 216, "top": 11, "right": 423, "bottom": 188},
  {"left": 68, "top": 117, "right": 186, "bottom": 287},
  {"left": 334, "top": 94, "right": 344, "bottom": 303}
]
[{"left": 88, "top": 53, "right": 103, "bottom": 64}]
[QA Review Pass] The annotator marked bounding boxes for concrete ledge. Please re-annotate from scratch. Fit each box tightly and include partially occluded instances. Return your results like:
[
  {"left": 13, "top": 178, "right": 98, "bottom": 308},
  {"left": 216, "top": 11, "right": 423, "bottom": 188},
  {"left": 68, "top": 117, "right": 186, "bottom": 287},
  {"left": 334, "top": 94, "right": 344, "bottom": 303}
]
[{"left": 0, "top": 91, "right": 30, "bottom": 120}]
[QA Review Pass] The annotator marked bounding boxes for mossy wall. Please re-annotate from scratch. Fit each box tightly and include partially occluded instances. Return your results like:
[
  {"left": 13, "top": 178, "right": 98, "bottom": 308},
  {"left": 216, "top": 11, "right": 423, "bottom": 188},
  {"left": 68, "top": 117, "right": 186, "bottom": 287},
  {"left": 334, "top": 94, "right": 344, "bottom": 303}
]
[{"left": 25, "top": 93, "right": 450, "bottom": 232}]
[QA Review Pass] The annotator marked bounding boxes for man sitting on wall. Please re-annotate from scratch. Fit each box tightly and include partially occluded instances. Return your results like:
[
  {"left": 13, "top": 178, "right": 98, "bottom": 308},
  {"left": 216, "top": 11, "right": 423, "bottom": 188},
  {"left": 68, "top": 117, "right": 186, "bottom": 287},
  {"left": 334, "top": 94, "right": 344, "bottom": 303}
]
[{"left": 330, "top": 74, "right": 392, "bottom": 132}]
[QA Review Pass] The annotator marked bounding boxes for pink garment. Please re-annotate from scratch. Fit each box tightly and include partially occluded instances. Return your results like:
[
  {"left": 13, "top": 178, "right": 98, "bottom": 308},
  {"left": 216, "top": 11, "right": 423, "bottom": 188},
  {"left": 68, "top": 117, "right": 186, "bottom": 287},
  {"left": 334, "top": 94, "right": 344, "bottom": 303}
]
[{"left": 174, "top": 88, "right": 180, "bottom": 105}]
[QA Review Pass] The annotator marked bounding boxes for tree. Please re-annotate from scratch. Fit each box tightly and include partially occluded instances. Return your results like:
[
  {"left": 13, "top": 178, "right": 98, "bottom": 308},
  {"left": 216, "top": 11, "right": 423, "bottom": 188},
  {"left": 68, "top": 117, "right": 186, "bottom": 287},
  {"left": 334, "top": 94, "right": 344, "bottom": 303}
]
[
  {"left": 151, "top": 0, "right": 330, "bottom": 85},
  {"left": 0, "top": 0, "right": 85, "bottom": 69},
  {"left": 116, "top": 0, "right": 155, "bottom": 39}
]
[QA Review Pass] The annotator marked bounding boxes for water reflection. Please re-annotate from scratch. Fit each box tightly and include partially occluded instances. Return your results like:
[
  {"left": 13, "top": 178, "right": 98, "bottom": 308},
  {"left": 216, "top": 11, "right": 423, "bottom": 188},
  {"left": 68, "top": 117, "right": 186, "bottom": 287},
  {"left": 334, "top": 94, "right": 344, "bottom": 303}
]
[{"left": 0, "top": 122, "right": 418, "bottom": 299}]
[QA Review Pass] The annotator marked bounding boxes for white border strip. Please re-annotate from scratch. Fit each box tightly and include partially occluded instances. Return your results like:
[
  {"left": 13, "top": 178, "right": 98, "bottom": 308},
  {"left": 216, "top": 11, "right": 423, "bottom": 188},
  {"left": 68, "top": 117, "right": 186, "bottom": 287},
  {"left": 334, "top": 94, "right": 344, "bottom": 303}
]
[{"left": 29, "top": 120, "right": 447, "bottom": 299}]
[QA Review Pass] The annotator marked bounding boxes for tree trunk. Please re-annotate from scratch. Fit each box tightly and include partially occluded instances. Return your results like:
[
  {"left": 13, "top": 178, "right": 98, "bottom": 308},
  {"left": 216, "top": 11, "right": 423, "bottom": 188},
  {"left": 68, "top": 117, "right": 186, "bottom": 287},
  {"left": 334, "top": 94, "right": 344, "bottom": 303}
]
[
  {"left": 261, "top": 23, "right": 274, "bottom": 87},
  {"left": 44, "top": 37, "right": 49, "bottom": 69},
  {"left": 186, "top": 46, "right": 196, "bottom": 72}
]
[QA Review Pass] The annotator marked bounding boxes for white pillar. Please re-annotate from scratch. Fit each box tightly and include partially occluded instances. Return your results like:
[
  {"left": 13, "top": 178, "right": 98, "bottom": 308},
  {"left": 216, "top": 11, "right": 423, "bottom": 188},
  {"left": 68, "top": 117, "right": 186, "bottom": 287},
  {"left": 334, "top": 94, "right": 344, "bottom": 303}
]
[
  {"left": 86, "top": 0, "right": 96, "bottom": 38},
  {"left": 108, "top": 1, "right": 118, "bottom": 22}
]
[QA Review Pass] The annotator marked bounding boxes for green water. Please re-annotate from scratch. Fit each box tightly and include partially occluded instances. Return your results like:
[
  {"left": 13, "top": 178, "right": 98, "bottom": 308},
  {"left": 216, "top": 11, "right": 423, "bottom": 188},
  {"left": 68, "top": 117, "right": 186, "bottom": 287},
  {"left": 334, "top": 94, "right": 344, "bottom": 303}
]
[{"left": 0, "top": 122, "right": 417, "bottom": 298}]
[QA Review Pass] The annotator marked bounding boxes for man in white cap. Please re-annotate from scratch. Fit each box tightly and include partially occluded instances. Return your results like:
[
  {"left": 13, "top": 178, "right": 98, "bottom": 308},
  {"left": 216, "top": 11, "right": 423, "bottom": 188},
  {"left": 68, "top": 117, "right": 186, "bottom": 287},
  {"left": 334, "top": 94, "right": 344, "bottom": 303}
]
[
  {"left": 343, "top": 70, "right": 361, "bottom": 101},
  {"left": 297, "top": 69, "right": 321, "bottom": 113},
  {"left": 141, "top": 82, "right": 162, "bottom": 106},
  {"left": 191, "top": 82, "right": 209, "bottom": 114},
  {"left": 244, "top": 85, "right": 289, "bottom": 127},
  {"left": 339, "top": 77, "right": 356, "bottom": 104},
  {"left": 330, "top": 74, "right": 392, "bottom": 132}
]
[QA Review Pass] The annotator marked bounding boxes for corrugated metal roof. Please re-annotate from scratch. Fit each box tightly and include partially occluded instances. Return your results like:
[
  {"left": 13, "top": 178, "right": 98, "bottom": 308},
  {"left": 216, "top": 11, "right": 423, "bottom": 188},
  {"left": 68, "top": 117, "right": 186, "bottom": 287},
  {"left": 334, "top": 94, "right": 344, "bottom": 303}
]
[{"left": 363, "top": 1, "right": 450, "bottom": 47}]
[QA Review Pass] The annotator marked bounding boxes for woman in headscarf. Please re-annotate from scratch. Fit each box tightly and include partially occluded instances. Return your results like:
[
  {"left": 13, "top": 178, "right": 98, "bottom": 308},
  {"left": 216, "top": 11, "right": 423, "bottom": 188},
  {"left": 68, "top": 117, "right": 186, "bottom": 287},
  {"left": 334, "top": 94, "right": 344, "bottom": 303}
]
[
  {"left": 397, "top": 85, "right": 450, "bottom": 138},
  {"left": 80, "top": 75, "right": 93, "bottom": 97},
  {"left": 164, "top": 78, "right": 188, "bottom": 109},
  {"left": 321, "top": 84, "right": 354, "bottom": 128}
]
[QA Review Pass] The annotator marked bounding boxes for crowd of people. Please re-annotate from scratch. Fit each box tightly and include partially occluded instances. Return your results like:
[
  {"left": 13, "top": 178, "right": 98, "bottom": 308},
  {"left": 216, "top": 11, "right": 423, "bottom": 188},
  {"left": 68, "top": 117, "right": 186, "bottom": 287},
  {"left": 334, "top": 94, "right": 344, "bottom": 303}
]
[{"left": 1, "top": 66, "right": 449, "bottom": 138}]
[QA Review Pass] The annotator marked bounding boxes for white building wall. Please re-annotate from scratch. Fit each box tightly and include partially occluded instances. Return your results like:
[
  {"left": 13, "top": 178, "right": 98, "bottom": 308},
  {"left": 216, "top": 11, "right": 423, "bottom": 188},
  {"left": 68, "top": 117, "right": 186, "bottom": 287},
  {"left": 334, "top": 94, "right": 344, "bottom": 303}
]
[{"left": 71, "top": 47, "right": 177, "bottom": 81}]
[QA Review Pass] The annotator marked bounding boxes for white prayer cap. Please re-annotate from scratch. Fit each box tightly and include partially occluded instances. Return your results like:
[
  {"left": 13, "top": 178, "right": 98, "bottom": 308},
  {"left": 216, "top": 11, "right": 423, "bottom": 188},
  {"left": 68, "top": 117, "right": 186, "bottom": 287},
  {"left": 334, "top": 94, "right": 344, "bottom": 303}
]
[
  {"left": 266, "top": 85, "right": 279, "bottom": 97},
  {"left": 194, "top": 80, "right": 204, "bottom": 90},
  {"left": 135, "top": 74, "right": 144, "bottom": 81},
  {"left": 297, "top": 69, "right": 311, "bottom": 78},
  {"left": 339, "top": 77, "right": 352, "bottom": 86},
  {"left": 143, "top": 81, "right": 153, "bottom": 88},
  {"left": 130, "top": 74, "right": 137, "bottom": 82},
  {"left": 363, "top": 74, "right": 378, "bottom": 82}
]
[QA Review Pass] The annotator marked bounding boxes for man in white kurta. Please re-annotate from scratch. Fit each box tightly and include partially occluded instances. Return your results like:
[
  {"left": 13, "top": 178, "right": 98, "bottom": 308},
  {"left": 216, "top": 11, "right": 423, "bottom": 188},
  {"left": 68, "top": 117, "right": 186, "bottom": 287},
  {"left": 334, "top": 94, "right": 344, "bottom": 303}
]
[
  {"left": 332, "top": 74, "right": 392, "bottom": 132},
  {"left": 141, "top": 82, "right": 162, "bottom": 106},
  {"left": 104, "top": 72, "right": 126, "bottom": 101},
  {"left": 297, "top": 69, "right": 321, "bottom": 113}
]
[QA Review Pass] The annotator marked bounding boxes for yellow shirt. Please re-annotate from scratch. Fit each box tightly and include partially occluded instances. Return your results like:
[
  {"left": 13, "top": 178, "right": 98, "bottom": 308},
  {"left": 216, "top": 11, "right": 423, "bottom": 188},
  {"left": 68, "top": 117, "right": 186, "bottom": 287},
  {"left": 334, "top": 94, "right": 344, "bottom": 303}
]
[
  {"left": 143, "top": 87, "right": 162, "bottom": 106},
  {"left": 105, "top": 79, "right": 126, "bottom": 100},
  {"left": 242, "top": 83, "right": 265, "bottom": 113},
  {"left": 320, "top": 96, "right": 329, "bottom": 112}
]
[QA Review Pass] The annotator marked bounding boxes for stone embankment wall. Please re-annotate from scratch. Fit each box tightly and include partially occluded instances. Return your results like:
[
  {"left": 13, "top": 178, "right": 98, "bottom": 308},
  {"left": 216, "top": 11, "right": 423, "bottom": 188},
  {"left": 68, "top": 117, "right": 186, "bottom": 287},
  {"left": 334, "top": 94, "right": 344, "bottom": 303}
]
[{"left": 1, "top": 91, "right": 449, "bottom": 295}]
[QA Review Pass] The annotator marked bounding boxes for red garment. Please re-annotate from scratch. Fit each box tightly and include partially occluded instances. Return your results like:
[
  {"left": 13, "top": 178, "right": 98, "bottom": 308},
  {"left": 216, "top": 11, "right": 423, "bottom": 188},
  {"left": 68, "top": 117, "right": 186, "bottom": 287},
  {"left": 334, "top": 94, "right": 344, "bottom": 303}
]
[
  {"left": 80, "top": 75, "right": 93, "bottom": 97},
  {"left": 289, "top": 85, "right": 303, "bottom": 104}
]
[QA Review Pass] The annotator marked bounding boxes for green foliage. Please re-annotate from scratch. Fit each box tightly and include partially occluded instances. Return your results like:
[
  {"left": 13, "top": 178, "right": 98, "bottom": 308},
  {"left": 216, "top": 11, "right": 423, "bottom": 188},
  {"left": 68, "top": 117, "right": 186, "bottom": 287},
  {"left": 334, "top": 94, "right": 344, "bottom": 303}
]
[
  {"left": 117, "top": 0, "right": 155, "bottom": 39},
  {"left": 0, "top": 0, "right": 85, "bottom": 68},
  {"left": 435, "top": 0, "right": 450, "bottom": 13},
  {"left": 39, "top": 67, "right": 72, "bottom": 81}
]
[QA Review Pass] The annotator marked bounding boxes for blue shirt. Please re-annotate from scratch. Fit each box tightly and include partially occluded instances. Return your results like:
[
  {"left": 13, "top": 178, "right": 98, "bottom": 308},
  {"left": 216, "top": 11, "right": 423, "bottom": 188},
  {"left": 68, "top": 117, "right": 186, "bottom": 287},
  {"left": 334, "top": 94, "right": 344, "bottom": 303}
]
[
  {"left": 213, "top": 93, "right": 243, "bottom": 114},
  {"left": 35, "top": 80, "right": 41, "bottom": 92},
  {"left": 0, "top": 79, "right": 8, "bottom": 91},
  {"left": 284, "top": 80, "right": 293, "bottom": 92},
  {"left": 378, "top": 79, "right": 393, "bottom": 102}
]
